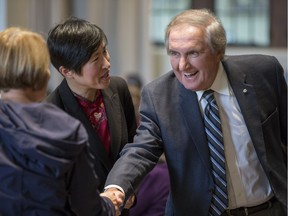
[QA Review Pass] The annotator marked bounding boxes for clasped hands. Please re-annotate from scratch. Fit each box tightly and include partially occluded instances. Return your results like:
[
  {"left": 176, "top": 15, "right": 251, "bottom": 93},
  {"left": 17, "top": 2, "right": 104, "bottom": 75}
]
[{"left": 101, "top": 188, "right": 135, "bottom": 216}]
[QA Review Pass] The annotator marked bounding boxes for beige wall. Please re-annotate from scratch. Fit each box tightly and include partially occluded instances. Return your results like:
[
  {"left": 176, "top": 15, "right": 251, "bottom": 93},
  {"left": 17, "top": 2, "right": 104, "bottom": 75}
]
[
  {"left": 1, "top": 0, "right": 287, "bottom": 91},
  {"left": 2, "top": 0, "right": 152, "bottom": 91}
]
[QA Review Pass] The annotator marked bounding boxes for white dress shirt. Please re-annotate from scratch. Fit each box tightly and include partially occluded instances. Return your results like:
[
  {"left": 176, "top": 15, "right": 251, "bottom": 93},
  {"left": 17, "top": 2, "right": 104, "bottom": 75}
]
[{"left": 196, "top": 63, "right": 273, "bottom": 208}]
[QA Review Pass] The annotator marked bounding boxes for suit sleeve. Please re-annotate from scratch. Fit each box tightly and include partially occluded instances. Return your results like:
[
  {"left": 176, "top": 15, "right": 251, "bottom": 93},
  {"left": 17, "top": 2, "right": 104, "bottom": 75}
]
[{"left": 105, "top": 84, "right": 164, "bottom": 198}]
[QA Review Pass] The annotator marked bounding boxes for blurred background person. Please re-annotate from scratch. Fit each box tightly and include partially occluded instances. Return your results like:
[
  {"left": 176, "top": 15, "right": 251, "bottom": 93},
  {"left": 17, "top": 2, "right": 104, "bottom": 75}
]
[
  {"left": 45, "top": 17, "right": 137, "bottom": 215},
  {"left": 129, "top": 154, "right": 169, "bottom": 216},
  {"left": 126, "top": 73, "right": 143, "bottom": 126},
  {"left": 0, "top": 27, "right": 120, "bottom": 216}
]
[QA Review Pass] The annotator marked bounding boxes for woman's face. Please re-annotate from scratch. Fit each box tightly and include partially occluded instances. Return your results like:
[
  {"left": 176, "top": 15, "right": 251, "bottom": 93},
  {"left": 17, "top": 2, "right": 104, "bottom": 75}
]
[
  {"left": 72, "top": 43, "right": 111, "bottom": 90},
  {"left": 168, "top": 24, "right": 221, "bottom": 91}
]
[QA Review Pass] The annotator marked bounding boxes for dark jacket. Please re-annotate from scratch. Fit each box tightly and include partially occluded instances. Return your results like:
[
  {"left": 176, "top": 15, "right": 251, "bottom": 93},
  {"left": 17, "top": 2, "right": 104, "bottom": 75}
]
[
  {"left": 0, "top": 101, "right": 115, "bottom": 216},
  {"left": 46, "top": 76, "right": 137, "bottom": 190},
  {"left": 105, "top": 55, "right": 287, "bottom": 216}
]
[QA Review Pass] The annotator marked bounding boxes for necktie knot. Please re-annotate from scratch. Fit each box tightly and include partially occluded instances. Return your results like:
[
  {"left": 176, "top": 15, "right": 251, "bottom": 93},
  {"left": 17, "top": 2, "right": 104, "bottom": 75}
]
[{"left": 203, "top": 89, "right": 215, "bottom": 104}]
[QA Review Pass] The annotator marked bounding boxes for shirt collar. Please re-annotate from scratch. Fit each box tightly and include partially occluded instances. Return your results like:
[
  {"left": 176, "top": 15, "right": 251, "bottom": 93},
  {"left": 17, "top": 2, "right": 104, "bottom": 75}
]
[{"left": 196, "top": 63, "right": 230, "bottom": 101}]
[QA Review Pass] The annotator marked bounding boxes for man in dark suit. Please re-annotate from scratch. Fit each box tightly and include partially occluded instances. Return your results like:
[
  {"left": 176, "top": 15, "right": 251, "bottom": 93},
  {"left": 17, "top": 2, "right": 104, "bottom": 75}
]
[
  {"left": 104, "top": 9, "right": 287, "bottom": 216},
  {"left": 45, "top": 17, "right": 137, "bottom": 216}
]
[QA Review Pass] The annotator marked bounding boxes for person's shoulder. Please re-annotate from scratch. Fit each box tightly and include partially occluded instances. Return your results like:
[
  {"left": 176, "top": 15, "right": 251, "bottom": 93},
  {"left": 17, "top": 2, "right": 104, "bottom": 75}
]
[
  {"left": 13, "top": 102, "right": 87, "bottom": 143},
  {"left": 109, "top": 76, "right": 134, "bottom": 97},
  {"left": 223, "top": 54, "right": 284, "bottom": 82},
  {"left": 29, "top": 104, "right": 88, "bottom": 164},
  {"left": 38, "top": 102, "right": 88, "bottom": 140},
  {"left": 38, "top": 102, "right": 80, "bottom": 124},
  {"left": 109, "top": 76, "right": 128, "bottom": 88},
  {"left": 223, "top": 54, "right": 282, "bottom": 72},
  {"left": 145, "top": 70, "right": 175, "bottom": 88},
  {"left": 224, "top": 54, "right": 278, "bottom": 64},
  {"left": 37, "top": 102, "right": 71, "bottom": 119},
  {"left": 110, "top": 76, "right": 126, "bottom": 84}
]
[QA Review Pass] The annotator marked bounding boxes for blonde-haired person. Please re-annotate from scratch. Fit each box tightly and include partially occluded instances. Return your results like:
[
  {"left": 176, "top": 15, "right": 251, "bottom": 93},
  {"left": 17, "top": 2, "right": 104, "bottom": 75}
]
[{"left": 0, "top": 27, "right": 120, "bottom": 216}]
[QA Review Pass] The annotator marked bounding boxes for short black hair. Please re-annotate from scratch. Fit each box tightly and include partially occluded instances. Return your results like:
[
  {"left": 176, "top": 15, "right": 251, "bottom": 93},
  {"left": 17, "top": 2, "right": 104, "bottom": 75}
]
[{"left": 47, "top": 17, "right": 108, "bottom": 74}]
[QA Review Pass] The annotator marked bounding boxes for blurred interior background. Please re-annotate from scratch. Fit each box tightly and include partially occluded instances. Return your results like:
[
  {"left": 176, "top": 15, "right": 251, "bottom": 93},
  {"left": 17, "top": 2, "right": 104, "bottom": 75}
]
[{"left": 0, "top": 0, "right": 287, "bottom": 92}]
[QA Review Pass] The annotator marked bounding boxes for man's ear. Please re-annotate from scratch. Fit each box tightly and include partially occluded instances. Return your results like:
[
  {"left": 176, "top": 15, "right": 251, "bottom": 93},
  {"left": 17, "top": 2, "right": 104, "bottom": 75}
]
[
  {"left": 59, "top": 66, "right": 73, "bottom": 78},
  {"left": 216, "top": 51, "right": 224, "bottom": 63}
]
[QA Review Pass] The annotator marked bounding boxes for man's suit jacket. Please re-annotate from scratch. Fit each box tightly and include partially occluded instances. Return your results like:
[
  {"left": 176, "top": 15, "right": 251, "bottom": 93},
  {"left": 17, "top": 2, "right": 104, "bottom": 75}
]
[
  {"left": 105, "top": 55, "right": 287, "bottom": 216},
  {"left": 46, "top": 76, "right": 137, "bottom": 190}
]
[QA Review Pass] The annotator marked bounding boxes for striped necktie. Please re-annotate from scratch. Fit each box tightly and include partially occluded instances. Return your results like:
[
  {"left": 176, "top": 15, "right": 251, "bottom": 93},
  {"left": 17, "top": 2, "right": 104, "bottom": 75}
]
[{"left": 203, "top": 90, "right": 228, "bottom": 216}]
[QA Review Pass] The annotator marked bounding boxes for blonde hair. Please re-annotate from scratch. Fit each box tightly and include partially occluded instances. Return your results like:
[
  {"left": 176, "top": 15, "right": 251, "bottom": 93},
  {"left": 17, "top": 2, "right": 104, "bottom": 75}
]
[{"left": 0, "top": 27, "right": 50, "bottom": 91}]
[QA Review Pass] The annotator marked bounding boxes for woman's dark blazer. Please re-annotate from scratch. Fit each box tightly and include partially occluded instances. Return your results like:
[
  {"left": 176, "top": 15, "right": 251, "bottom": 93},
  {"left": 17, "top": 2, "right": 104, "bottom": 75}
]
[{"left": 46, "top": 76, "right": 137, "bottom": 190}]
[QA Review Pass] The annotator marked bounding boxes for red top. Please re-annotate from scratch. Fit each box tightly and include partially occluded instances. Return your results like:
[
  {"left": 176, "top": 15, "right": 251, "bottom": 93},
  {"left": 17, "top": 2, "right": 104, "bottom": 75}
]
[{"left": 74, "top": 91, "right": 111, "bottom": 156}]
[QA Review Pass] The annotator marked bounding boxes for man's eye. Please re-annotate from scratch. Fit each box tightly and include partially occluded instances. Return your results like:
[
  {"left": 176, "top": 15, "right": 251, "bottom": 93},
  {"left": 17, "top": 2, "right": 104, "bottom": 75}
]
[
  {"left": 189, "top": 51, "right": 200, "bottom": 58},
  {"left": 169, "top": 51, "right": 179, "bottom": 57}
]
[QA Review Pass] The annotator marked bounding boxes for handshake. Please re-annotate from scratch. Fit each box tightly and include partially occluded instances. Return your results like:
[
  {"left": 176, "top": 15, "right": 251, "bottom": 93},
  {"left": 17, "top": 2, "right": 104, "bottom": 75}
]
[{"left": 101, "top": 187, "right": 135, "bottom": 216}]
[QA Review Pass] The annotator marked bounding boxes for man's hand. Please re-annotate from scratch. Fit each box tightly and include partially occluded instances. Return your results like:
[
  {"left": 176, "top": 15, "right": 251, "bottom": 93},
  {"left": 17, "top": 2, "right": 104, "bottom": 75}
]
[
  {"left": 101, "top": 188, "right": 125, "bottom": 215},
  {"left": 124, "top": 194, "right": 135, "bottom": 209}
]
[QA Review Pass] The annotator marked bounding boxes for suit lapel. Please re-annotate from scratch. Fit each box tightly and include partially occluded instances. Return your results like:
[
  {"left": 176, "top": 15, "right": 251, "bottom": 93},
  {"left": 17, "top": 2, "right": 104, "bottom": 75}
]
[
  {"left": 178, "top": 83, "right": 211, "bottom": 173},
  {"left": 223, "top": 60, "right": 266, "bottom": 156},
  {"left": 102, "top": 88, "right": 122, "bottom": 161}
]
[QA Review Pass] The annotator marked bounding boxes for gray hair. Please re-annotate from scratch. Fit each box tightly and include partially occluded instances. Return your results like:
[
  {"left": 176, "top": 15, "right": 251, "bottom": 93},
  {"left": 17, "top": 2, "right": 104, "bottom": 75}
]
[{"left": 165, "top": 9, "right": 227, "bottom": 59}]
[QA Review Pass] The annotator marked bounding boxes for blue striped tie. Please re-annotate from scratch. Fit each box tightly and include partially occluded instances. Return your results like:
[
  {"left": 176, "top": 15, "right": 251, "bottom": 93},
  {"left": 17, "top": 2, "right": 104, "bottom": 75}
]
[{"left": 203, "top": 90, "right": 228, "bottom": 216}]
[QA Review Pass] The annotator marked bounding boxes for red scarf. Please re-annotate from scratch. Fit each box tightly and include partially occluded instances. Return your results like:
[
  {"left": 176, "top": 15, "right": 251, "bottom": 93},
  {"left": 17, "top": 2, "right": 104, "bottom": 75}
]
[{"left": 74, "top": 91, "right": 111, "bottom": 156}]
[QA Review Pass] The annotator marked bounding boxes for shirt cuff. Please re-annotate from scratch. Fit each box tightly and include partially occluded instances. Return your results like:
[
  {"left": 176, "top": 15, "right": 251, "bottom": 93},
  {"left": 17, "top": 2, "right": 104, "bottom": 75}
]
[{"left": 104, "top": 184, "right": 125, "bottom": 198}]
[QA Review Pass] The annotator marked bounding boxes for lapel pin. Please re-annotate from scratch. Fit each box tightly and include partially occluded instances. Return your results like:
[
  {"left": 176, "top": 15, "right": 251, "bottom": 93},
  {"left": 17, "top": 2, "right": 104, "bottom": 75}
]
[{"left": 243, "top": 89, "right": 248, "bottom": 94}]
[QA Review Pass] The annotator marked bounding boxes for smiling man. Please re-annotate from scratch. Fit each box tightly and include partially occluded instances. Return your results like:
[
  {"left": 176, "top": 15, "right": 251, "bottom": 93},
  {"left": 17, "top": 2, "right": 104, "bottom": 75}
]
[{"left": 104, "top": 9, "right": 287, "bottom": 216}]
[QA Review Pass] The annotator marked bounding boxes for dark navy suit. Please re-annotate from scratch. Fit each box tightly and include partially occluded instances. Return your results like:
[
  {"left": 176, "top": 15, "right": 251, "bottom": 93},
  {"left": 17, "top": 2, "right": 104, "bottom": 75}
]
[{"left": 105, "top": 55, "right": 287, "bottom": 216}]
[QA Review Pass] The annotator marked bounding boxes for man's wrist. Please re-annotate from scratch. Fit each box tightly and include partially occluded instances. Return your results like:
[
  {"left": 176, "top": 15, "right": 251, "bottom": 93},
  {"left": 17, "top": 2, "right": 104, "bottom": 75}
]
[{"left": 104, "top": 185, "right": 125, "bottom": 197}]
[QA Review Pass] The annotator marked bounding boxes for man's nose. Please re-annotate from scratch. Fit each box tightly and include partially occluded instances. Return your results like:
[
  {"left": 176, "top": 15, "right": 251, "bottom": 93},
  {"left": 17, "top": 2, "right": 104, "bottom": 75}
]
[{"left": 178, "top": 55, "right": 190, "bottom": 71}]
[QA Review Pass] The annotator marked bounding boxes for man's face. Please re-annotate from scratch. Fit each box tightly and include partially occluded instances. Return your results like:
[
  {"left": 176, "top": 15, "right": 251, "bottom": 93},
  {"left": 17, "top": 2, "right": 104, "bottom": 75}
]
[{"left": 168, "top": 24, "right": 221, "bottom": 91}]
